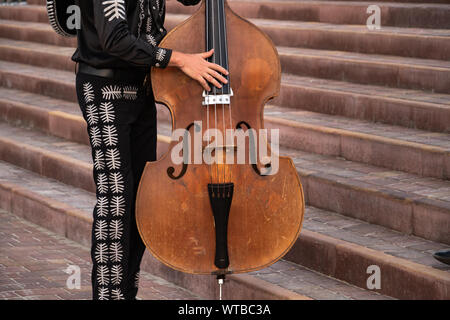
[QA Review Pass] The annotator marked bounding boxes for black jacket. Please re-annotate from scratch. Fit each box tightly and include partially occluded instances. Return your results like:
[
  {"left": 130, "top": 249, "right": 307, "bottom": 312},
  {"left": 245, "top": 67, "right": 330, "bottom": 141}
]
[{"left": 72, "top": 0, "right": 200, "bottom": 70}]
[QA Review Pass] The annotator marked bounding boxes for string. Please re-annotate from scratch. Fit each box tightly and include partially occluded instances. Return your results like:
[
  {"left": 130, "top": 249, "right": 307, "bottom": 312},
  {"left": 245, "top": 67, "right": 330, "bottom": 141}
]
[
  {"left": 206, "top": 0, "right": 234, "bottom": 189},
  {"left": 206, "top": 0, "right": 212, "bottom": 185},
  {"left": 212, "top": 0, "right": 219, "bottom": 192},
  {"left": 221, "top": 0, "right": 233, "bottom": 185},
  {"left": 218, "top": 0, "right": 226, "bottom": 186}
]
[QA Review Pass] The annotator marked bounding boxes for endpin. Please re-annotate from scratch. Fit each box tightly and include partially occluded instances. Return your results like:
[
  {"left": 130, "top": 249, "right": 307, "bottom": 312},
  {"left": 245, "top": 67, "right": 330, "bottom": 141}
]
[{"left": 217, "top": 274, "right": 225, "bottom": 300}]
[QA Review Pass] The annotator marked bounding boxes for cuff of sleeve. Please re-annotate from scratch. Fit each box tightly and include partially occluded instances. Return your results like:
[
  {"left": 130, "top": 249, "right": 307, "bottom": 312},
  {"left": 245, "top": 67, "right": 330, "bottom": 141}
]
[{"left": 154, "top": 48, "right": 172, "bottom": 69}]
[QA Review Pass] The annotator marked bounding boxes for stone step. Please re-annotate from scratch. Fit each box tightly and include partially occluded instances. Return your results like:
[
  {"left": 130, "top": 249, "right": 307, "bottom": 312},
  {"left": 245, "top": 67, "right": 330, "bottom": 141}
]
[
  {"left": 0, "top": 160, "right": 310, "bottom": 300},
  {"left": 2, "top": 37, "right": 449, "bottom": 96},
  {"left": 1, "top": 61, "right": 448, "bottom": 179},
  {"left": 157, "top": 102, "right": 450, "bottom": 180},
  {"left": 324, "top": 0, "right": 450, "bottom": 3},
  {"left": 15, "top": 1, "right": 450, "bottom": 29},
  {"left": 0, "top": 3, "right": 45, "bottom": 23},
  {"left": 0, "top": 0, "right": 446, "bottom": 301},
  {"left": 264, "top": 105, "right": 450, "bottom": 180},
  {"left": 0, "top": 60, "right": 76, "bottom": 102},
  {"left": 0, "top": 38, "right": 75, "bottom": 72},
  {"left": 275, "top": 74, "right": 450, "bottom": 133},
  {"left": 0, "top": 209, "right": 203, "bottom": 300},
  {"left": 277, "top": 46, "right": 450, "bottom": 94},
  {"left": 165, "top": 14, "right": 450, "bottom": 61},
  {"left": 1, "top": 160, "right": 398, "bottom": 300},
  {"left": 0, "top": 125, "right": 447, "bottom": 299},
  {"left": 164, "top": 0, "right": 450, "bottom": 29},
  {"left": 304, "top": 0, "right": 450, "bottom": 3},
  {"left": 24, "top": 0, "right": 450, "bottom": 6},
  {"left": 285, "top": 206, "right": 450, "bottom": 299},
  {"left": 0, "top": 19, "right": 75, "bottom": 48},
  {"left": 1, "top": 44, "right": 449, "bottom": 134},
  {"left": 0, "top": 91, "right": 448, "bottom": 245},
  {"left": 1, "top": 11, "right": 450, "bottom": 61}
]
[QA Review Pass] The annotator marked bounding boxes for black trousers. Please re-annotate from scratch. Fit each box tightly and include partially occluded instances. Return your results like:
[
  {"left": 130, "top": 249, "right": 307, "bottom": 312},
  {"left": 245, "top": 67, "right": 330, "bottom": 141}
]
[{"left": 75, "top": 71, "right": 157, "bottom": 300}]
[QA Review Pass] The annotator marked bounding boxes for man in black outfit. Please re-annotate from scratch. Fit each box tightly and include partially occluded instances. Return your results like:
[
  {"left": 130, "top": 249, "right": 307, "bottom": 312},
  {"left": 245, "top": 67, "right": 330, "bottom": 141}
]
[{"left": 72, "top": 0, "right": 228, "bottom": 300}]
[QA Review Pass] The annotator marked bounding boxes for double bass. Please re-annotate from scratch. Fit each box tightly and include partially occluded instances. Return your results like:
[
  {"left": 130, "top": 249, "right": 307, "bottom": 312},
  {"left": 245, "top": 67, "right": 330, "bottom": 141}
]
[{"left": 136, "top": 0, "right": 305, "bottom": 286}]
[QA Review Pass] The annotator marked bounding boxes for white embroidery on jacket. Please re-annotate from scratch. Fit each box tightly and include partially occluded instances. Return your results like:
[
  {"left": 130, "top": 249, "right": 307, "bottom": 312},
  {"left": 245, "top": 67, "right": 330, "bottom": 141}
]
[
  {"left": 102, "top": 0, "right": 126, "bottom": 22},
  {"left": 146, "top": 34, "right": 157, "bottom": 46},
  {"left": 156, "top": 48, "right": 166, "bottom": 62},
  {"left": 137, "top": 0, "right": 145, "bottom": 39}
]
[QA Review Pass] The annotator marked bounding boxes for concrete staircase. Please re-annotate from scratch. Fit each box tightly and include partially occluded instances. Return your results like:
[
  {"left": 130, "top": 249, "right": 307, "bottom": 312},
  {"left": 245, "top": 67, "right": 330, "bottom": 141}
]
[{"left": 0, "top": 0, "right": 449, "bottom": 299}]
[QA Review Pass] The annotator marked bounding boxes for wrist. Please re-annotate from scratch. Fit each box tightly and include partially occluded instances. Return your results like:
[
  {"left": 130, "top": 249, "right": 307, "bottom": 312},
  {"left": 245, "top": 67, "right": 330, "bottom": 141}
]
[{"left": 168, "top": 51, "right": 185, "bottom": 68}]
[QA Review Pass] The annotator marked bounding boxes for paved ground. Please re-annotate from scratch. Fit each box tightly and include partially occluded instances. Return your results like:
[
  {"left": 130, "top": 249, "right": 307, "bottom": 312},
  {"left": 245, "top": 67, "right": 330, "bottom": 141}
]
[
  {"left": 0, "top": 204, "right": 394, "bottom": 300},
  {"left": 0, "top": 209, "right": 201, "bottom": 300}
]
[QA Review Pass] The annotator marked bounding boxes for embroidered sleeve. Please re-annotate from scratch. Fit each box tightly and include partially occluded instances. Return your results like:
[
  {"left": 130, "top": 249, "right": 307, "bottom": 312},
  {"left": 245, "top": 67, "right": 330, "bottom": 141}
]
[{"left": 93, "top": 0, "right": 172, "bottom": 68}]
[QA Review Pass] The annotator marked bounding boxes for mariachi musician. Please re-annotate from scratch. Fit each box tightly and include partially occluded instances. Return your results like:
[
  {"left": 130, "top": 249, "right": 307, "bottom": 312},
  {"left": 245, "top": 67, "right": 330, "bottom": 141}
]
[{"left": 47, "top": 0, "right": 228, "bottom": 300}]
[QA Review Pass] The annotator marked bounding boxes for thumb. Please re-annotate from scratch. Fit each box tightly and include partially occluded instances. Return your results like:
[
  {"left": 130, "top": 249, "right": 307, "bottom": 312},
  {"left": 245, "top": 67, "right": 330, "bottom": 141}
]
[{"left": 201, "top": 49, "right": 214, "bottom": 58}]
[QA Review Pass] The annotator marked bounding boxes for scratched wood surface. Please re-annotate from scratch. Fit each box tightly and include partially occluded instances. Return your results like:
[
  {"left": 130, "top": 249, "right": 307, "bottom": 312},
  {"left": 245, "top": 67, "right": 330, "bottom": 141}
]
[{"left": 136, "top": 0, "right": 305, "bottom": 275}]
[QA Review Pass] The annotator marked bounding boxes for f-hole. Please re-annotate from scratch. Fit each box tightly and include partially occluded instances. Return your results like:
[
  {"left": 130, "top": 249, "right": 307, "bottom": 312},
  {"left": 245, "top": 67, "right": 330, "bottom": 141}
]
[
  {"left": 167, "top": 122, "right": 199, "bottom": 180},
  {"left": 236, "top": 121, "right": 272, "bottom": 176}
]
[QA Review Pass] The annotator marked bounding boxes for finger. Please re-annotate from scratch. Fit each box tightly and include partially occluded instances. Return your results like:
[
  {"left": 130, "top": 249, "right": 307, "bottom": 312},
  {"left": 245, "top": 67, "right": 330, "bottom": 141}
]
[
  {"left": 201, "top": 49, "right": 214, "bottom": 59},
  {"left": 198, "top": 76, "right": 211, "bottom": 91},
  {"left": 208, "top": 62, "right": 229, "bottom": 76},
  {"left": 207, "top": 69, "right": 228, "bottom": 84},
  {"left": 204, "top": 73, "right": 222, "bottom": 89}
]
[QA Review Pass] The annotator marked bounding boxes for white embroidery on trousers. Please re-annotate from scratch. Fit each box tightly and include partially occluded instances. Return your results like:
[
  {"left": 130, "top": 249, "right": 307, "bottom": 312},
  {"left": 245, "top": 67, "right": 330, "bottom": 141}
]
[
  {"left": 123, "top": 86, "right": 139, "bottom": 100},
  {"left": 96, "top": 196, "right": 109, "bottom": 217},
  {"left": 102, "top": 85, "right": 122, "bottom": 100},
  {"left": 106, "top": 148, "right": 122, "bottom": 170},
  {"left": 97, "top": 265, "right": 110, "bottom": 286},
  {"left": 100, "top": 102, "right": 116, "bottom": 123},
  {"left": 86, "top": 104, "right": 99, "bottom": 125},
  {"left": 110, "top": 195, "right": 125, "bottom": 217},
  {"left": 83, "top": 83, "right": 95, "bottom": 103},
  {"left": 109, "top": 219, "right": 124, "bottom": 239},
  {"left": 94, "top": 220, "right": 108, "bottom": 241}
]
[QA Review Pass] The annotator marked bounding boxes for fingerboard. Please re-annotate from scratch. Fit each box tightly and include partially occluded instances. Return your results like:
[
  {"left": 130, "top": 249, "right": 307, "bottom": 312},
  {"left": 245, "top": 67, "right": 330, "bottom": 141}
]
[{"left": 205, "top": 0, "right": 231, "bottom": 95}]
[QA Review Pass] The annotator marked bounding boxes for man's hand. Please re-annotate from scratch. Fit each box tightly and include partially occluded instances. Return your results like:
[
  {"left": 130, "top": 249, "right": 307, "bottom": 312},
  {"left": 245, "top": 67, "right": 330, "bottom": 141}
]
[{"left": 168, "top": 49, "right": 229, "bottom": 91}]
